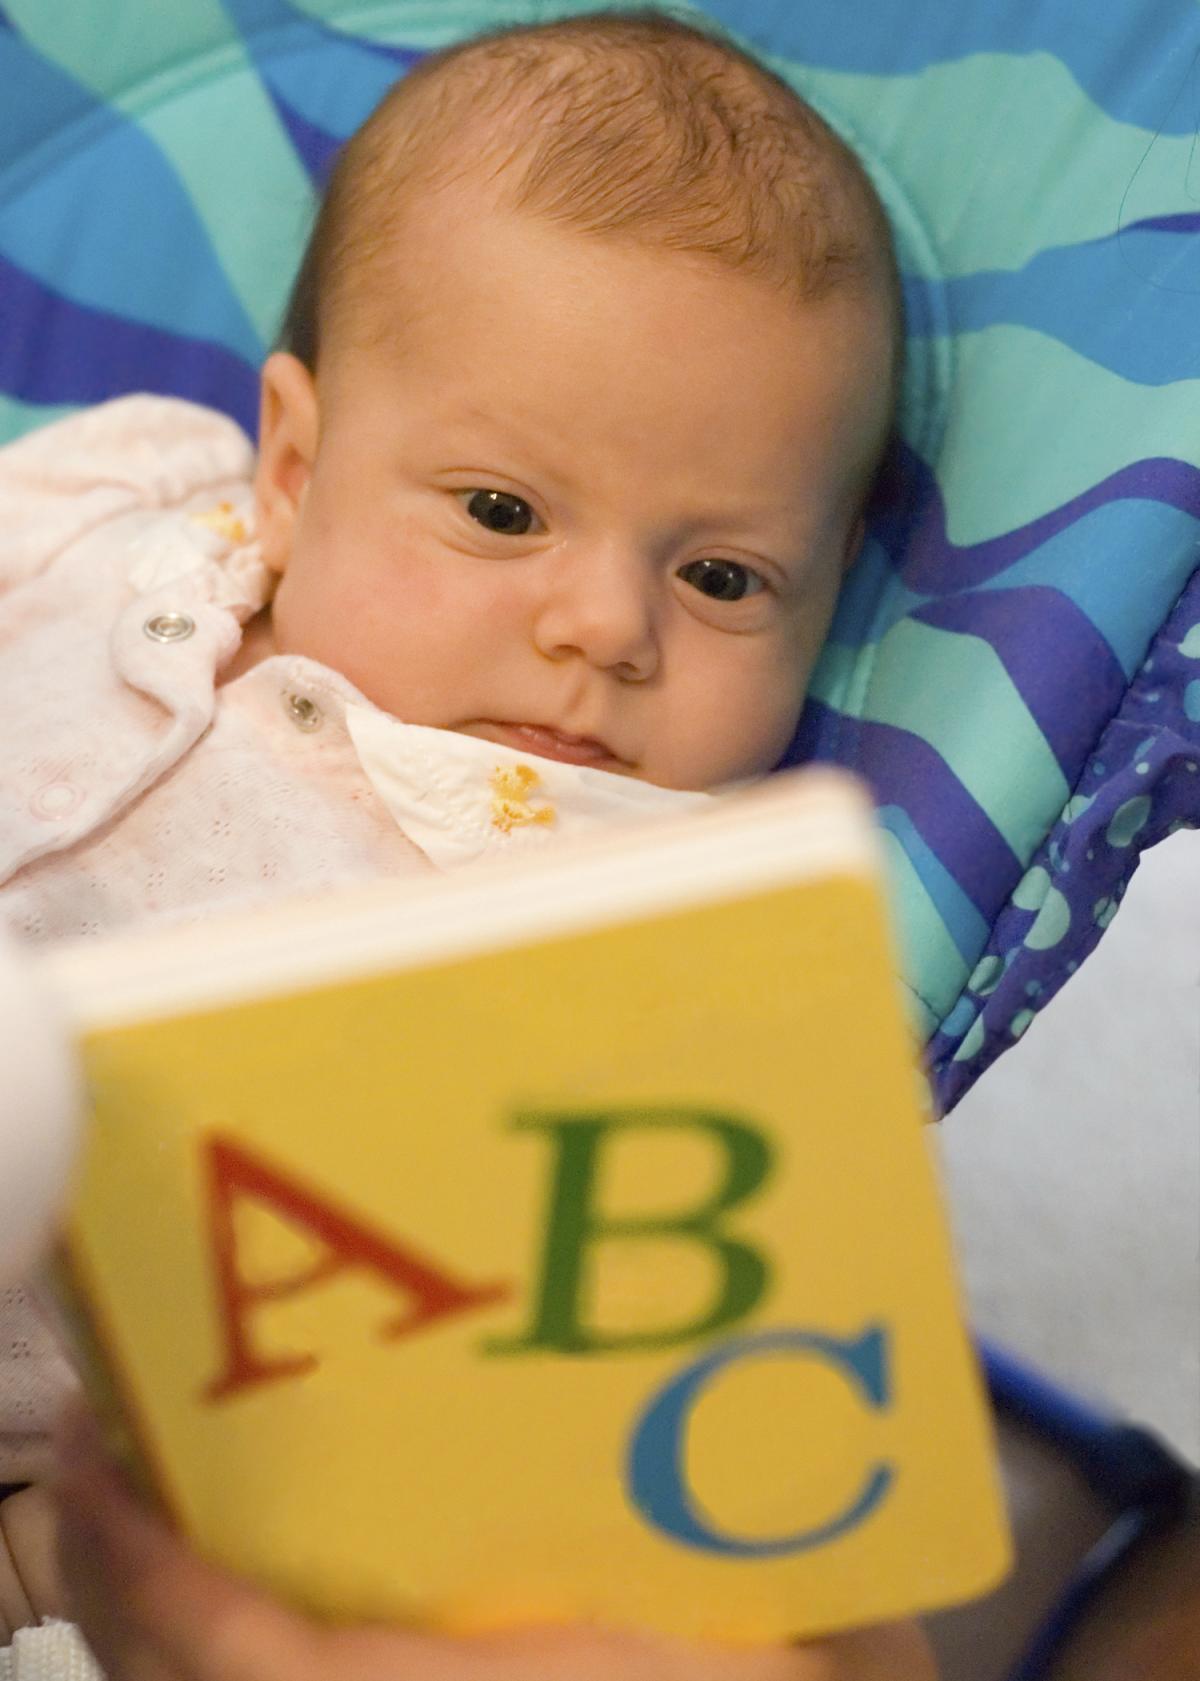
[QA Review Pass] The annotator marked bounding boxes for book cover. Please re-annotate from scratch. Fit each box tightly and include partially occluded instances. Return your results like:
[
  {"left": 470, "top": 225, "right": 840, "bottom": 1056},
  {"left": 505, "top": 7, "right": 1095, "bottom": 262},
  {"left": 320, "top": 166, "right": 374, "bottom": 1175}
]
[{"left": 42, "top": 773, "right": 1011, "bottom": 1642}]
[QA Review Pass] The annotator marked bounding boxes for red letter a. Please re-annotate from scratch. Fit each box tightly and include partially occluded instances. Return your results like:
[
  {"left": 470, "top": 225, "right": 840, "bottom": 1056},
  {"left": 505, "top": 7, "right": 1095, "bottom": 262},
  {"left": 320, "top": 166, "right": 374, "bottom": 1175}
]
[{"left": 200, "top": 1136, "right": 510, "bottom": 1403}]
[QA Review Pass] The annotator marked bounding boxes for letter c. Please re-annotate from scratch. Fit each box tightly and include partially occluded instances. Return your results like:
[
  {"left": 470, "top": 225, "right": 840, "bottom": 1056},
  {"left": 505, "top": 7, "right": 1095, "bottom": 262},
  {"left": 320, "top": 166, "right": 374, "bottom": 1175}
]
[{"left": 626, "top": 1325, "right": 894, "bottom": 1556}]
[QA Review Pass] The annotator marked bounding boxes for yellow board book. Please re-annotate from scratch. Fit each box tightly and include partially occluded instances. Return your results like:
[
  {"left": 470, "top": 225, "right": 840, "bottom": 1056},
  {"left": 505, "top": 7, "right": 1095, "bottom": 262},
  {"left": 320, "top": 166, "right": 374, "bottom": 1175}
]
[{"left": 37, "top": 769, "right": 1010, "bottom": 1643}]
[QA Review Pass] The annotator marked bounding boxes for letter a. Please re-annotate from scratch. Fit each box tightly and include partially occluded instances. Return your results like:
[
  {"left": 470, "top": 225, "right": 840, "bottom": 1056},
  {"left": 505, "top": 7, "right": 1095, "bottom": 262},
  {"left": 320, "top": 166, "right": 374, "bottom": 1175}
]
[{"left": 200, "top": 1136, "right": 510, "bottom": 1402}]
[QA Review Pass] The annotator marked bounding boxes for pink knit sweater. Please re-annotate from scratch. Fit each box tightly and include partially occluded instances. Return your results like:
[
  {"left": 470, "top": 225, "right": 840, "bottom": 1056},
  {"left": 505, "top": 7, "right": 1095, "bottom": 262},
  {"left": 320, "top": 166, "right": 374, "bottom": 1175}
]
[
  {"left": 0, "top": 396, "right": 435, "bottom": 1478},
  {"left": 0, "top": 393, "right": 707, "bottom": 1484}
]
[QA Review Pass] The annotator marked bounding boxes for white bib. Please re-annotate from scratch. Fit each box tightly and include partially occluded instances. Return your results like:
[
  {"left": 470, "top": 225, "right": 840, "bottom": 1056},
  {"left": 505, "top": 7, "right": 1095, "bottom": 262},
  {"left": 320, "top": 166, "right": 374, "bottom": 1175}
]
[{"left": 344, "top": 708, "right": 713, "bottom": 871}]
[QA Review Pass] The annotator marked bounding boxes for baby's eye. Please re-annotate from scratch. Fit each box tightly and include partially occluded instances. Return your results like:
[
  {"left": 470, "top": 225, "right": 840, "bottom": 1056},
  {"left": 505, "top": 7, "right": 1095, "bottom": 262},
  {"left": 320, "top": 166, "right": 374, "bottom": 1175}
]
[
  {"left": 459, "top": 489, "right": 539, "bottom": 536},
  {"left": 677, "top": 558, "right": 765, "bottom": 602}
]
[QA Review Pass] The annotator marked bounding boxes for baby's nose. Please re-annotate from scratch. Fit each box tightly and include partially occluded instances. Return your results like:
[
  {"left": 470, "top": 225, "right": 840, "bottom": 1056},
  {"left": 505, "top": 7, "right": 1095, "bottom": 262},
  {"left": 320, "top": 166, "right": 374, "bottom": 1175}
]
[{"left": 532, "top": 545, "right": 660, "bottom": 680}]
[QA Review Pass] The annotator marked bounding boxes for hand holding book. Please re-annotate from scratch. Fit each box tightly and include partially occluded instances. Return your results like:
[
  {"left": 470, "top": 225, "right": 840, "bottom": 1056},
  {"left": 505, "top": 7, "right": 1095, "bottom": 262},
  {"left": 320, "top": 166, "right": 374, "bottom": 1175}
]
[{"left": 55, "top": 1400, "right": 937, "bottom": 1681}]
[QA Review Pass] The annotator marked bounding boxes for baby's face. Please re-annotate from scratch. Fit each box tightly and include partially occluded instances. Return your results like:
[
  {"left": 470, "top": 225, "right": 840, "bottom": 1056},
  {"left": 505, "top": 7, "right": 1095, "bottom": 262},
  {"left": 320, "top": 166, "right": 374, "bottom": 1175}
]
[{"left": 256, "top": 184, "right": 890, "bottom": 789}]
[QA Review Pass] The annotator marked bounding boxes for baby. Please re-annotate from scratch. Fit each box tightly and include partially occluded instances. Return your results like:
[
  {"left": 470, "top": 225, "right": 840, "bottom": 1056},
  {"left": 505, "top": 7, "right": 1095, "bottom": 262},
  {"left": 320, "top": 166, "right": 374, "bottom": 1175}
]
[{"left": 0, "top": 8, "right": 912, "bottom": 1675}]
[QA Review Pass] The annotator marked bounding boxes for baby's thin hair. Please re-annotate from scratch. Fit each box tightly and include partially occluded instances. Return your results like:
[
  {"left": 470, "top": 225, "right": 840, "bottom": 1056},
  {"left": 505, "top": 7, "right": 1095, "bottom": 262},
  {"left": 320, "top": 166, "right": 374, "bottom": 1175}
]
[{"left": 280, "top": 7, "right": 902, "bottom": 396}]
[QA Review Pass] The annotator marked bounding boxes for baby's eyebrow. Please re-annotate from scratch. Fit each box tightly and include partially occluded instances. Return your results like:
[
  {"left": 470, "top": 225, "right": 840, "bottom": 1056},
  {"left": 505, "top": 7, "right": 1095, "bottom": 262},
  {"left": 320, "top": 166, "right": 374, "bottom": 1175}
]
[
  {"left": 674, "top": 503, "right": 783, "bottom": 535},
  {"left": 435, "top": 403, "right": 577, "bottom": 488},
  {"left": 672, "top": 506, "right": 814, "bottom": 556},
  {"left": 441, "top": 398, "right": 553, "bottom": 450},
  {"left": 443, "top": 400, "right": 500, "bottom": 431},
  {"left": 435, "top": 399, "right": 517, "bottom": 446},
  {"left": 432, "top": 407, "right": 817, "bottom": 558}
]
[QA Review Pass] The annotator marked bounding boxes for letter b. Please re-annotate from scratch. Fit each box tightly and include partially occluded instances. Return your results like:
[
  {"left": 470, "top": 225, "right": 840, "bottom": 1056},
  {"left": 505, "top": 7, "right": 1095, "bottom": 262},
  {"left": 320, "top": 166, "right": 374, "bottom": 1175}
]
[{"left": 487, "top": 1107, "right": 773, "bottom": 1356}]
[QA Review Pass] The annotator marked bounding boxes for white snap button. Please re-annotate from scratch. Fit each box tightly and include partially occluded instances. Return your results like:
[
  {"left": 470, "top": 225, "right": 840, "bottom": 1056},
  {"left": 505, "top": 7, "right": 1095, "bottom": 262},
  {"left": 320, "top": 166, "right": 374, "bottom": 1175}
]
[
  {"left": 31, "top": 781, "right": 83, "bottom": 821},
  {"left": 144, "top": 612, "right": 195, "bottom": 643},
  {"left": 284, "top": 692, "right": 322, "bottom": 731}
]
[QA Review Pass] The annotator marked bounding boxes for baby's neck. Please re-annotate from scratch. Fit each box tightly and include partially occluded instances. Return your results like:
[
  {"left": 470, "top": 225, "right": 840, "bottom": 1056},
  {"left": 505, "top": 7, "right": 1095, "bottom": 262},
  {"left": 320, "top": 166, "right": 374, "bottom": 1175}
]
[{"left": 219, "top": 606, "right": 277, "bottom": 686}]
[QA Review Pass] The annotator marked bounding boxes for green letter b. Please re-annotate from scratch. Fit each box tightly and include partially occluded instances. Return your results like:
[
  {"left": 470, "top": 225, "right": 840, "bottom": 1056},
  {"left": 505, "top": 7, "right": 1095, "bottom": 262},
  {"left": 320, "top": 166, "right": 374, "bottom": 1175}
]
[{"left": 488, "top": 1107, "right": 774, "bottom": 1356}]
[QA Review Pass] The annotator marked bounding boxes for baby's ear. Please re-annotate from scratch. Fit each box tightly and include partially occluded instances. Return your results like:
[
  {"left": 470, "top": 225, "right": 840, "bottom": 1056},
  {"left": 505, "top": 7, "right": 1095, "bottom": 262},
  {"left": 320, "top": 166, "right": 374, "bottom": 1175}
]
[{"left": 255, "top": 352, "right": 319, "bottom": 575}]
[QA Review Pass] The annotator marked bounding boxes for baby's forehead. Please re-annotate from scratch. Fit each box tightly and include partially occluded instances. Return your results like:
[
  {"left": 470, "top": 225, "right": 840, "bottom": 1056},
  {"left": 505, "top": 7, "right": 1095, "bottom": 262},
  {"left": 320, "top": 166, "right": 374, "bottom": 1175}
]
[
  {"left": 341, "top": 28, "right": 886, "bottom": 265},
  {"left": 297, "top": 17, "right": 899, "bottom": 430}
]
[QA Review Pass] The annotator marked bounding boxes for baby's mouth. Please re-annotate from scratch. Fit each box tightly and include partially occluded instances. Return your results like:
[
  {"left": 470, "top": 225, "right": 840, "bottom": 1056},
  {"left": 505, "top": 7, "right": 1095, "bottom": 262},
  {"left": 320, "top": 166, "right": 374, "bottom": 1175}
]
[{"left": 463, "top": 720, "right": 630, "bottom": 770}]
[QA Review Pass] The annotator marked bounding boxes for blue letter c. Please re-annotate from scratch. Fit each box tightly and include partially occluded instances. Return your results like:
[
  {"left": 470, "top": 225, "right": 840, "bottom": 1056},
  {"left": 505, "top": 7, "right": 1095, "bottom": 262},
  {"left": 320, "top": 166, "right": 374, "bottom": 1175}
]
[{"left": 626, "top": 1325, "right": 893, "bottom": 1557}]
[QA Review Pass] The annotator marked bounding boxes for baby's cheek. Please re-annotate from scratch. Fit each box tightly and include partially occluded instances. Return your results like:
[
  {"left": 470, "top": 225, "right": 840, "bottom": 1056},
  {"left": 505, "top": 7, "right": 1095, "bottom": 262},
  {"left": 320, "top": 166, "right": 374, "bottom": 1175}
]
[{"left": 698, "top": 649, "right": 808, "bottom": 783}]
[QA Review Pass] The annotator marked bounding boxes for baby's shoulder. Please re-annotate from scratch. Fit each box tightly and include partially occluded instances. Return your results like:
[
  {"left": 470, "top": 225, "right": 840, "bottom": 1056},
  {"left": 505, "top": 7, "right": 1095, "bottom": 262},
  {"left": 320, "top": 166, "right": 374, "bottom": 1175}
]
[{"left": 0, "top": 397, "right": 256, "bottom": 600}]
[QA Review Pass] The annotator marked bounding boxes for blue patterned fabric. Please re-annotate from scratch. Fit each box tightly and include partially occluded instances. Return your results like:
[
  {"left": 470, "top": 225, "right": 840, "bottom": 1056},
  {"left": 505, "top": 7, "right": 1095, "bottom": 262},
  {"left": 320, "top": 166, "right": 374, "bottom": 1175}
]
[{"left": 1, "top": 0, "right": 1198, "bottom": 1110}]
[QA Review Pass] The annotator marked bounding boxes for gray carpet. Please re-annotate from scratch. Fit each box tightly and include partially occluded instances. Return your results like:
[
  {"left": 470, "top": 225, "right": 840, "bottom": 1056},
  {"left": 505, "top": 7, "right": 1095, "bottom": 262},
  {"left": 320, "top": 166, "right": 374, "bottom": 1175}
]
[{"left": 935, "top": 830, "right": 1200, "bottom": 1463}]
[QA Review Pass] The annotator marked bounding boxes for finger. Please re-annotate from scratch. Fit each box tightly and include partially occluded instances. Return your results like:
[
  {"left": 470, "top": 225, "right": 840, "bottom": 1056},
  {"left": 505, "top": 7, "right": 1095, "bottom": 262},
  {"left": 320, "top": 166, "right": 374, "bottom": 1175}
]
[
  {"left": 321, "top": 1622, "right": 891, "bottom": 1681},
  {"left": 53, "top": 1401, "right": 203, "bottom": 1675},
  {"left": 798, "top": 1620, "right": 938, "bottom": 1681},
  {"left": 55, "top": 1409, "right": 322, "bottom": 1681},
  {"left": 56, "top": 1454, "right": 175, "bottom": 1681},
  {"left": 55, "top": 1474, "right": 279, "bottom": 1681},
  {"left": 0, "top": 1483, "right": 67, "bottom": 1620}
]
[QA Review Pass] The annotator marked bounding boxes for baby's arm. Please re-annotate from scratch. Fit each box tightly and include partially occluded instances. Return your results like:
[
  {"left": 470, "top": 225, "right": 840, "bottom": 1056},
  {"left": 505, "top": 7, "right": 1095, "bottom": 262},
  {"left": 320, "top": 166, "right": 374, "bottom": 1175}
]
[{"left": 0, "top": 395, "right": 254, "bottom": 598}]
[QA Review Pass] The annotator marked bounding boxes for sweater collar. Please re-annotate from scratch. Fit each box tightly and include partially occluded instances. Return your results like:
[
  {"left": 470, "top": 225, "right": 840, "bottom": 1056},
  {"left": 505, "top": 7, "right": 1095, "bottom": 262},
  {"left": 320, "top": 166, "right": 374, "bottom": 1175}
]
[{"left": 343, "top": 708, "right": 713, "bottom": 871}]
